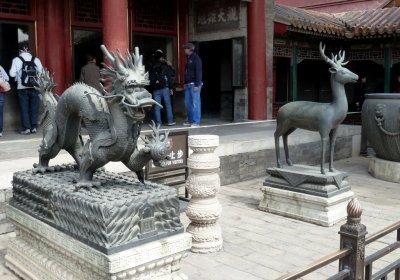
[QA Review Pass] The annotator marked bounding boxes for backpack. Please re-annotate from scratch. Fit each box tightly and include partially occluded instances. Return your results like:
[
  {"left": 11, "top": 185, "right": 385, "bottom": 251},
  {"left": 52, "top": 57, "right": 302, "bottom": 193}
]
[
  {"left": 18, "top": 56, "right": 38, "bottom": 87},
  {"left": 150, "top": 64, "right": 168, "bottom": 90}
]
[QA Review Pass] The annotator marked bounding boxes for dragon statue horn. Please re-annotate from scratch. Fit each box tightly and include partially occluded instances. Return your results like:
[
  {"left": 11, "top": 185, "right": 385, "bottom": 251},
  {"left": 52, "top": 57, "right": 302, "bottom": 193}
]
[{"left": 100, "top": 44, "right": 115, "bottom": 64}]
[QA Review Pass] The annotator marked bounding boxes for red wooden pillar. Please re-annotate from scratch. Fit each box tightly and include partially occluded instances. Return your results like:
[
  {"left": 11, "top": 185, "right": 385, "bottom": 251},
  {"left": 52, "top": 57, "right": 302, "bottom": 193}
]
[
  {"left": 247, "top": 0, "right": 267, "bottom": 120},
  {"left": 102, "top": 0, "right": 129, "bottom": 53},
  {"left": 35, "top": 0, "right": 46, "bottom": 65},
  {"left": 44, "top": 0, "right": 66, "bottom": 94},
  {"left": 177, "top": 0, "right": 189, "bottom": 86}
]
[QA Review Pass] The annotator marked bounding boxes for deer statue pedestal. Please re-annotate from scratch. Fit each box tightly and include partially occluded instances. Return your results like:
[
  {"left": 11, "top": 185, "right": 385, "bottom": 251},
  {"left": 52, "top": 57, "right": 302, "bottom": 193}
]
[
  {"left": 5, "top": 168, "right": 191, "bottom": 280},
  {"left": 259, "top": 165, "right": 354, "bottom": 227}
]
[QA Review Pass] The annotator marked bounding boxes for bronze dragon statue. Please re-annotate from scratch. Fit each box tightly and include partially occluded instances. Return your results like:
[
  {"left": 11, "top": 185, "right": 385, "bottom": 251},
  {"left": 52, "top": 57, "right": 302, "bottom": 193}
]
[{"left": 33, "top": 45, "right": 169, "bottom": 189}]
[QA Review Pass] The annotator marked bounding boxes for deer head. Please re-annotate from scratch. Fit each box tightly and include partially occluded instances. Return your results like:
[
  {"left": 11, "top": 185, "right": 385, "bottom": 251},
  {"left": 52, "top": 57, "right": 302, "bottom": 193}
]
[
  {"left": 319, "top": 42, "right": 359, "bottom": 84},
  {"left": 100, "top": 45, "right": 161, "bottom": 121}
]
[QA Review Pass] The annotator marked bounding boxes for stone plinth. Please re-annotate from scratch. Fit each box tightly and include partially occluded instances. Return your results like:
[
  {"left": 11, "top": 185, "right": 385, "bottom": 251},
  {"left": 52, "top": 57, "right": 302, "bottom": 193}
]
[
  {"left": 259, "top": 165, "right": 354, "bottom": 227},
  {"left": 6, "top": 205, "right": 191, "bottom": 280},
  {"left": 185, "top": 135, "right": 223, "bottom": 253},
  {"left": 11, "top": 167, "right": 184, "bottom": 254},
  {"left": 368, "top": 156, "right": 400, "bottom": 183}
]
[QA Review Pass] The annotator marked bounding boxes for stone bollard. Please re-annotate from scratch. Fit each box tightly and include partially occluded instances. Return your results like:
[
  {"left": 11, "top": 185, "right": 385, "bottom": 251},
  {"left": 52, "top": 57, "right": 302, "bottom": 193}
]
[
  {"left": 185, "top": 135, "right": 223, "bottom": 253},
  {"left": 338, "top": 198, "right": 367, "bottom": 280}
]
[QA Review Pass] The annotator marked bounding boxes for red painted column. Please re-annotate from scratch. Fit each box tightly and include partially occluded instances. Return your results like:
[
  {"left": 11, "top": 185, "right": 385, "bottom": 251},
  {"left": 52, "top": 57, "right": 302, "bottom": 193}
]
[
  {"left": 44, "top": 0, "right": 66, "bottom": 94},
  {"left": 35, "top": 0, "right": 46, "bottom": 65},
  {"left": 247, "top": 0, "right": 267, "bottom": 120},
  {"left": 178, "top": 0, "right": 189, "bottom": 86},
  {"left": 102, "top": 0, "right": 129, "bottom": 53}
]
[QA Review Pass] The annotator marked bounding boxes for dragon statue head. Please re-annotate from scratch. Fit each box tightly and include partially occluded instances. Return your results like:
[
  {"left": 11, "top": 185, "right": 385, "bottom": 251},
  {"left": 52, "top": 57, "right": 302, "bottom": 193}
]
[{"left": 100, "top": 45, "right": 160, "bottom": 121}]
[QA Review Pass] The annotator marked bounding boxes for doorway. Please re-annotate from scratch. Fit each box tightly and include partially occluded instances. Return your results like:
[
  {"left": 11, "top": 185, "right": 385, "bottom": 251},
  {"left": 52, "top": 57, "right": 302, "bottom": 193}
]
[
  {"left": 0, "top": 20, "right": 35, "bottom": 132},
  {"left": 72, "top": 29, "right": 103, "bottom": 82},
  {"left": 198, "top": 39, "right": 233, "bottom": 121}
]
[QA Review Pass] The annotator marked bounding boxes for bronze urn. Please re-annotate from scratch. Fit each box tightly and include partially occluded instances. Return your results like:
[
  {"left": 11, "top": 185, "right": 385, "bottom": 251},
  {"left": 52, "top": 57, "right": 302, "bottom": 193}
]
[{"left": 362, "top": 93, "right": 400, "bottom": 162}]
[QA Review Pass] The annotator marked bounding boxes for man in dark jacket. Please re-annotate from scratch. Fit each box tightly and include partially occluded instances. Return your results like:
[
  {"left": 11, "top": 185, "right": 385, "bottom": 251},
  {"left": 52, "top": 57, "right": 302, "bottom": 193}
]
[
  {"left": 183, "top": 42, "right": 203, "bottom": 127},
  {"left": 149, "top": 49, "right": 176, "bottom": 126},
  {"left": 80, "top": 54, "right": 102, "bottom": 93}
]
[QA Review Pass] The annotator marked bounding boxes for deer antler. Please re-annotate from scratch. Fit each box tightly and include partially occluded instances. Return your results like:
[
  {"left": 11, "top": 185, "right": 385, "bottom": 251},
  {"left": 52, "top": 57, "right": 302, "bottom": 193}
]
[
  {"left": 335, "top": 50, "right": 348, "bottom": 66},
  {"left": 319, "top": 42, "right": 336, "bottom": 68},
  {"left": 320, "top": 42, "right": 348, "bottom": 68}
]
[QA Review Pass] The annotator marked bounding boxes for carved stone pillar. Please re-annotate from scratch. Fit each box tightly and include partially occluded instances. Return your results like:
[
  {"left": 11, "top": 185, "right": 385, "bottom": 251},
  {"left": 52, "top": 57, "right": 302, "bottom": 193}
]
[
  {"left": 339, "top": 198, "right": 367, "bottom": 280},
  {"left": 185, "top": 135, "right": 223, "bottom": 253}
]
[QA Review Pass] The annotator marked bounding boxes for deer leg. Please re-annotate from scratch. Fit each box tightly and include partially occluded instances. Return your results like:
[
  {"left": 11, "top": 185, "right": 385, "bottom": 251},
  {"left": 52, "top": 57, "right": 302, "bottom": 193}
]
[
  {"left": 274, "top": 133, "right": 282, "bottom": 168},
  {"left": 283, "top": 128, "right": 295, "bottom": 166},
  {"left": 329, "top": 128, "right": 338, "bottom": 172},
  {"left": 320, "top": 136, "right": 328, "bottom": 174}
]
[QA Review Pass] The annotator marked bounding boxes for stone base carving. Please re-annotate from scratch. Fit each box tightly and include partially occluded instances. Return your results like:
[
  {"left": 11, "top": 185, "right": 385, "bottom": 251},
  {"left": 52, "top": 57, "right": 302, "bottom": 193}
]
[
  {"left": 6, "top": 206, "right": 191, "bottom": 280},
  {"left": 11, "top": 167, "right": 183, "bottom": 254},
  {"left": 259, "top": 165, "right": 354, "bottom": 227},
  {"left": 368, "top": 156, "right": 400, "bottom": 183}
]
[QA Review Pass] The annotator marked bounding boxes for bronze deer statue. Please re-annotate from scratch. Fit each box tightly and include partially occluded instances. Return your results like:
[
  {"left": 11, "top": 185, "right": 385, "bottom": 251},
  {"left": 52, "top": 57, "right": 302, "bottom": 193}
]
[{"left": 274, "top": 42, "right": 358, "bottom": 174}]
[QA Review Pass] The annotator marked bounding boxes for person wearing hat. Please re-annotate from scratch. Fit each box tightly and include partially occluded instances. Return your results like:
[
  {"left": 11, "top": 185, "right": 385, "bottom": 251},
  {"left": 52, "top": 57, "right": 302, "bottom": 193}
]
[
  {"left": 149, "top": 49, "right": 176, "bottom": 126},
  {"left": 183, "top": 42, "right": 203, "bottom": 127},
  {"left": 9, "top": 42, "right": 43, "bottom": 135}
]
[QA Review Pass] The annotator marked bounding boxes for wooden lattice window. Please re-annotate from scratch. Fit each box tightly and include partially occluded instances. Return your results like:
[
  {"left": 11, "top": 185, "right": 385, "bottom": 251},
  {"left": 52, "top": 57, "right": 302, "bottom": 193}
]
[
  {"left": 273, "top": 46, "right": 292, "bottom": 58},
  {"left": 133, "top": 0, "right": 176, "bottom": 33},
  {"left": 0, "top": 0, "right": 32, "bottom": 16},
  {"left": 346, "top": 49, "right": 384, "bottom": 61},
  {"left": 392, "top": 48, "right": 400, "bottom": 60},
  {"left": 73, "top": 0, "right": 102, "bottom": 24},
  {"left": 298, "top": 48, "right": 321, "bottom": 60}
]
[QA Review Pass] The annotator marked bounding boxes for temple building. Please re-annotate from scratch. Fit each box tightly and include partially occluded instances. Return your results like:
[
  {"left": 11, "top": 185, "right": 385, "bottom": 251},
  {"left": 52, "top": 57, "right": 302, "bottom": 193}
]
[
  {"left": 0, "top": 0, "right": 399, "bottom": 131},
  {"left": 273, "top": 2, "right": 400, "bottom": 117},
  {"left": 0, "top": 0, "right": 271, "bottom": 133}
]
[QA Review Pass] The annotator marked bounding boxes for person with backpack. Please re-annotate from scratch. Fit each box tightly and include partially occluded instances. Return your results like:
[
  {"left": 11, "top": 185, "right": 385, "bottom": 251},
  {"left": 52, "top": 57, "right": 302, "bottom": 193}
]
[
  {"left": 9, "top": 42, "right": 43, "bottom": 135},
  {"left": 149, "top": 49, "right": 176, "bottom": 126}
]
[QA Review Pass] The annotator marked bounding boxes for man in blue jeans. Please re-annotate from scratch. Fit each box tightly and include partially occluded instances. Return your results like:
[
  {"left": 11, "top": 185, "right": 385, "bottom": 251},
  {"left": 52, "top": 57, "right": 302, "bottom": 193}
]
[
  {"left": 183, "top": 42, "right": 203, "bottom": 127},
  {"left": 9, "top": 42, "right": 43, "bottom": 135},
  {"left": 149, "top": 49, "right": 176, "bottom": 126}
]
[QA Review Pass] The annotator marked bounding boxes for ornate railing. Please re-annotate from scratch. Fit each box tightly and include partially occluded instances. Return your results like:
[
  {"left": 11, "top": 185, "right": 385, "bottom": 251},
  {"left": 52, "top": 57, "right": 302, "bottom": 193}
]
[{"left": 277, "top": 198, "right": 400, "bottom": 280}]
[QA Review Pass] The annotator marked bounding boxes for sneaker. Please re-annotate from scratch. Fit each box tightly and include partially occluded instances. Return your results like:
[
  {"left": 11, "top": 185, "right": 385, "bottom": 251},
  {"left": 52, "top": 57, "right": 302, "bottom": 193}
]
[
  {"left": 191, "top": 123, "right": 200, "bottom": 127},
  {"left": 20, "top": 129, "right": 31, "bottom": 135},
  {"left": 183, "top": 121, "right": 192, "bottom": 126},
  {"left": 166, "top": 122, "right": 176, "bottom": 126},
  {"left": 31, "top": 128, "right": 37, "bottom": 133}
]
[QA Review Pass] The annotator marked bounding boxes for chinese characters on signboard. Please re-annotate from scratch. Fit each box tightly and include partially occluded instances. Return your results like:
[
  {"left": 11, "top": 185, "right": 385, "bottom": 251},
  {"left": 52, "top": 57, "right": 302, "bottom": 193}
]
[{"left": 194, "top": 0, "right": 240, "bottom": 33}]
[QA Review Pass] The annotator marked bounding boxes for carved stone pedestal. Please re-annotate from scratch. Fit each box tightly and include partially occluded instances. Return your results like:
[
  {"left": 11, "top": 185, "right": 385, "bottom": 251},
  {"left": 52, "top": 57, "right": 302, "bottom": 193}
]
[
  {"left": 6, "top": 206, "right": 191, "bottom": 280},
  {"left": 368, "top": 156, "right": 400, "bottom": 183},
  {"left": 259, "top": 165, "right": 354, "bottom": 227},
  {"left": 185, "top": 135, "right": 223, "bottom": 253},
  {"left": 6, "top": 168, "right": 191, "bottom": 280}
]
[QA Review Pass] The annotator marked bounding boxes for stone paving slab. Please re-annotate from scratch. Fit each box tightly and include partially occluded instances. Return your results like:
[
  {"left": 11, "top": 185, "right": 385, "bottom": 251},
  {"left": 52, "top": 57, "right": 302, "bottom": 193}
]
[{"left": 0, "top": 156, "right": 399, "bottom": 279}]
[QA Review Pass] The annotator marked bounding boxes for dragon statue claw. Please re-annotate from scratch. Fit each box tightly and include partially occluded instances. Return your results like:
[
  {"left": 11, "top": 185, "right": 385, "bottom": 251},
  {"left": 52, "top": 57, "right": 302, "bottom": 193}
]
[{"left": 34, "top": 45, "right": 170, "bottom": 186}]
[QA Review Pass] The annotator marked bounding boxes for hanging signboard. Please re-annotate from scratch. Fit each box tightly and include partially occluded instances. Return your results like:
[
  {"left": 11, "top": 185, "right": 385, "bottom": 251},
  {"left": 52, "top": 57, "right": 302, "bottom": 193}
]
[{"left": 194, "top": 0, "right": 240, "bottom": 33}]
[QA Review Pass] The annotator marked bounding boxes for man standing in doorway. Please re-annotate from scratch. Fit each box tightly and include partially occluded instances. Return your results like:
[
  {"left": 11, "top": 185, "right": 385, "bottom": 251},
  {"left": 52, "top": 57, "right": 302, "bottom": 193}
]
[
  {"left": 80, "top": 53, "right": 102, "bottom": 93},
  {"left": 183, "top": 42, "right": 203, "bottom": 127},
  {"left": 10, "top": 42, "right": 43, "bottom": 135}
]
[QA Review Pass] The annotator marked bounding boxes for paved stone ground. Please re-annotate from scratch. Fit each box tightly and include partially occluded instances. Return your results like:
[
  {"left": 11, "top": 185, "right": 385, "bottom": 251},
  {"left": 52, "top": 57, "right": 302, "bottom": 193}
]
[{"left": 0, "top": 156, "right": 399, "bottom": 279}]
